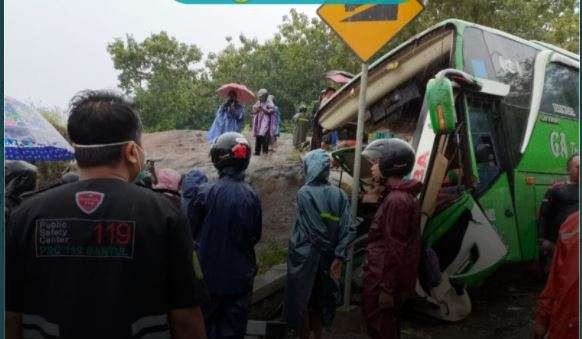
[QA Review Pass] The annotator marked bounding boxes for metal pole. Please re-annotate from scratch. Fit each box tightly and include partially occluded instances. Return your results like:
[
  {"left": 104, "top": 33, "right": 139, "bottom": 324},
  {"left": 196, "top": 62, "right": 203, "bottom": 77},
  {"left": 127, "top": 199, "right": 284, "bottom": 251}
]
[{"left": 343, "top": 62, "right": 368, "bottom": 307}]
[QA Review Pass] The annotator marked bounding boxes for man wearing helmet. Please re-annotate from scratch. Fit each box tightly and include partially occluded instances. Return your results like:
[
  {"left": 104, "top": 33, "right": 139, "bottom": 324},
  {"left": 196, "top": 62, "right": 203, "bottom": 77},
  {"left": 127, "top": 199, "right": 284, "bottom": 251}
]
[
  {"left": 361, "top": 138, "right": 423, "bottom": 339},
  {"left": 188, "top": 132, "right": 262, "bottom": 339}
]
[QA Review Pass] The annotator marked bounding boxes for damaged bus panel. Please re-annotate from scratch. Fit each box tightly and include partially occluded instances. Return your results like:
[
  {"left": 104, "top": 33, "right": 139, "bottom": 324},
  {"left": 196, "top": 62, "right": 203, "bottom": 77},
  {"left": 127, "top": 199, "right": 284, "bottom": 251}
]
[{"left": 320, "top": 19, "right": 580, "bottom": 321}]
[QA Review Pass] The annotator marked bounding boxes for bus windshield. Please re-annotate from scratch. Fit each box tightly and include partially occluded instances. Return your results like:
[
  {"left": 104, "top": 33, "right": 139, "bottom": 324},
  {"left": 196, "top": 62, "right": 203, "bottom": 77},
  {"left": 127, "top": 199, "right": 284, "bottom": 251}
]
[{"left": 462, "top": 27, "right": 539, "bottom": 163}]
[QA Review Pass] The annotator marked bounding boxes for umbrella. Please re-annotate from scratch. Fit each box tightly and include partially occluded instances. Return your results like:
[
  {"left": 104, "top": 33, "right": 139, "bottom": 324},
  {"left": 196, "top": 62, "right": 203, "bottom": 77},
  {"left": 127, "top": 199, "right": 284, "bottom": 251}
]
[
  {"left": 326, "top": 70, "right": 354, "bottom": 85},
  {"left": 4, "top": 96, "right": 74, "bottom": 161},
  {"left": 216, "top": 83, "right": 256, "bottom": 104}
]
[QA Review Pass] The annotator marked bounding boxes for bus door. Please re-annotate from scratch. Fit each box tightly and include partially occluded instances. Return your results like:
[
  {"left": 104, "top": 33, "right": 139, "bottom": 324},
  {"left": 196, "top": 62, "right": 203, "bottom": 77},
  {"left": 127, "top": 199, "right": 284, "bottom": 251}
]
[
  {"left": 464, "top": 94, "right": 521, "bottom": 262},
  {"left": 514, "top": 51, "right": 580, "bottom": 261}
]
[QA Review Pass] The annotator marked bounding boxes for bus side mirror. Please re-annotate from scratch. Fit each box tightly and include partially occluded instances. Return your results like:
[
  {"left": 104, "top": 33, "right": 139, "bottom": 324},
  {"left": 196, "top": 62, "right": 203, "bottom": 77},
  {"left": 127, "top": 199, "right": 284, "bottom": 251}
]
[{"left": 426, "top": 77, "right": 457, "bottom": 134}]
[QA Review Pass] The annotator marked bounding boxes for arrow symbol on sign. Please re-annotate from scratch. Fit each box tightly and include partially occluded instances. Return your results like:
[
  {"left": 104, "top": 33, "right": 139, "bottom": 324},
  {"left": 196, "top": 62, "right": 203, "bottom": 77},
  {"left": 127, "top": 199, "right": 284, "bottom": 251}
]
[{"left": 342, "top": 4, "right": 399, "bottom": 22}]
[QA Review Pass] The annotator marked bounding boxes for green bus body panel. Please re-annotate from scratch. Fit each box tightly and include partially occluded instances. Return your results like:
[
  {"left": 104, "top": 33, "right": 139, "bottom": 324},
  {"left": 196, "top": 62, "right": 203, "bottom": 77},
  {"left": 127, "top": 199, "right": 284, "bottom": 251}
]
[
  {"left": 513, "top": 114, "right": 579, "bottom": 261},
  {"left": 518, "top": 115, "right": 579, "bottom": 172},
  {"left": 423, "top": 192, "right": 473, "bottom": 245},
  {"left": 477, "top": 173, "right": 521, "bottom": 262},
  {"left": 423, "top": 191, "right": 507, "bottom": 286},
  {"left": 513, "top": 171, "right": 568, "bottom": 261},
  {"left": 453, "top": 22, "right": 466, "bottom": 71}
]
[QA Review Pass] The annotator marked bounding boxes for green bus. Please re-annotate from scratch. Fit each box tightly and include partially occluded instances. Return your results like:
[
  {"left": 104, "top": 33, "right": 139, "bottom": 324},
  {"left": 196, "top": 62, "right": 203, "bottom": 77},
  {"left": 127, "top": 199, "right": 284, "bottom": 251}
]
[{"left": 317, "top": 19, "right": 579, "bottom": 320}]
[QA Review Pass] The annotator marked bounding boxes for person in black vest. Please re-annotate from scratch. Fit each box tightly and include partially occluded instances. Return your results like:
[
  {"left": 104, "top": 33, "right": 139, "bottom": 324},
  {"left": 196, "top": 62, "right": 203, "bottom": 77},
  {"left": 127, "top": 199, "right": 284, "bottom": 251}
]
[
  {"left": 538, "top": 153, "right": 579, "bottom": 275},
  {"left": 6, "top": 89, "right": 208, "bottom": 339}
]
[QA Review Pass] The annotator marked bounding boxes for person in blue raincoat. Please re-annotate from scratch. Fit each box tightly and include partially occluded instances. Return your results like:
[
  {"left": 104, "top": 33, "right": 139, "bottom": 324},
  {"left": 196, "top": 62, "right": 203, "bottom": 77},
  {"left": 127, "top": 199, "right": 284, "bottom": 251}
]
[
  {"left": 206, "top": 91, "right": 245, "bottom": 143},
  {"left": 189, "top": 132, "right": 261, "bottom": 339},
  {"left": 285, "top": 149, "right": 359, "bottom": 339},
  {"left": 181, "top": 168, "right": 208, "bottom": 225},
  {"left": 268, "top": 95, "right": 281, "bottom": 141}
]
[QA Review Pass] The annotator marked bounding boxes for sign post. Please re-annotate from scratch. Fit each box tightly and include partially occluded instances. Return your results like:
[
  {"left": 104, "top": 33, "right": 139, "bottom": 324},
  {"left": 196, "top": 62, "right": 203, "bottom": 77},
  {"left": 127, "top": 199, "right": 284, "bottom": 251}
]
[
  {"left": 343, "top": 61, "right": 368, "bottom": 308},
  {"left": 317, "top": 0, "right": 424, "bottom": 308}
]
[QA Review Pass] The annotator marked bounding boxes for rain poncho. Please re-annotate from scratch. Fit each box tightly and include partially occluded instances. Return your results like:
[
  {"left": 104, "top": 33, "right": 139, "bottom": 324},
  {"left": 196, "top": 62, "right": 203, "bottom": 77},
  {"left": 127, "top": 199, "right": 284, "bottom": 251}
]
[
  {"left": 363, "top": 179, "right": 422, "bottom": 339},
  {"left": 275, "top": 106, "right": 282, "bottom": 137},
  {"left": 292, "top": 110, "right": 310, "bottom": 148},
  {"left": 188, "top": 167, "right": 262, "bottom": 295},
  {"left": 268, "top": 95, "right": 282, "bottom": 137},
  {"left": 535, "top": 212, "right": 579, "bottom": 339},
  {"left": 285, "top": 149, "right": 359, "bottom": 331},
  {"left": 180, "top": 169, "right": 208, "bottom": 224},
  {"left": 153, "top": 168, "right": 181, "bottom": 192},
  {"left": 152, "top": 168, "right": 182, "bottom": 207},
  {"left": 251, "top": 101, "right": 277, "bottom": 138},
  {"left": 206, "top": 102, "right": 245, "bottom": 143}
]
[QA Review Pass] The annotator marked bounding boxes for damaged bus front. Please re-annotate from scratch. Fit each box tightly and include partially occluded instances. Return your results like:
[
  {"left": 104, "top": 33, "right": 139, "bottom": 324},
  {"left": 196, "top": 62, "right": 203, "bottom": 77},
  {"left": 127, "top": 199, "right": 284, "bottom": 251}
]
[{"left": 318, "top": 19, "right": 580, "bottom": 321}]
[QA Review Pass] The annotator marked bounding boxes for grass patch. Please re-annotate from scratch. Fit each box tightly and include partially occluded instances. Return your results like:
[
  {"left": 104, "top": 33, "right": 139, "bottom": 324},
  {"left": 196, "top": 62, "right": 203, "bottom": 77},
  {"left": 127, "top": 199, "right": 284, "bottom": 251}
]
[
  {"left": 256, "top": 238, "right": 287, "bottom": 274},
  {"left": 286, "top": 148, "right": 303, "bottom": 163}
]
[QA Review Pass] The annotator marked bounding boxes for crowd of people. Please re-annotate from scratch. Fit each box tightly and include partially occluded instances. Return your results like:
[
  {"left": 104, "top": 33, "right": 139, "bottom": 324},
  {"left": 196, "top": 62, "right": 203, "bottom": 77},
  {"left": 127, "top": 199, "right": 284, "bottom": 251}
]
[
  {"left": 206, "top": 88, "right": 282, "bottom": 156},
  {"left": 4, "top": 88, "right": 580, "bottom": 339}
]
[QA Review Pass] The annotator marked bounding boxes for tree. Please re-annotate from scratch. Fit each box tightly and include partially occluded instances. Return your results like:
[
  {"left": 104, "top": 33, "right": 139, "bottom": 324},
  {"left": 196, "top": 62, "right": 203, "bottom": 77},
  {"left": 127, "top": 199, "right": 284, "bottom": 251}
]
[
  {"left": 384, "top": 0, "right": 579, "bottom": 53},
  {"left": 107, "top": 32, "right": 217, "bottom": 131},
  {"left": 107, "top": 2, "right": 579, "bottom": 132},
  {"left": 206, "top": 9, "right": 360, "bottom": 123}
]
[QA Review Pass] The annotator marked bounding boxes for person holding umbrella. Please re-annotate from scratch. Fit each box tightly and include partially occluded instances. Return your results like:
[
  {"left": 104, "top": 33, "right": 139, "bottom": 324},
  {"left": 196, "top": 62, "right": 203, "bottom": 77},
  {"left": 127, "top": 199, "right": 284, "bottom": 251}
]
[{"left": 206, "top": 83, "right": 255, "bottom": 144}]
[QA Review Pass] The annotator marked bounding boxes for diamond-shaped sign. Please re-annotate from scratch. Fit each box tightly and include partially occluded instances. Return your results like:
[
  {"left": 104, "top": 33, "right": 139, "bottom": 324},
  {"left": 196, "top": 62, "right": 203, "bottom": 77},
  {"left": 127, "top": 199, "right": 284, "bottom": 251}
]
[{"left": 317, "top": 1, "right": 424, "bottom": 62}]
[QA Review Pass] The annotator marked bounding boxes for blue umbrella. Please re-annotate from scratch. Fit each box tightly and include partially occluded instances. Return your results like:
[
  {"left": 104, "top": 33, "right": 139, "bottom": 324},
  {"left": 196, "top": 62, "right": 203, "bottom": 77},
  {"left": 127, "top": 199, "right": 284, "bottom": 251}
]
[{"left": 4, "top": 96, "right": 74, "bottom": 161}]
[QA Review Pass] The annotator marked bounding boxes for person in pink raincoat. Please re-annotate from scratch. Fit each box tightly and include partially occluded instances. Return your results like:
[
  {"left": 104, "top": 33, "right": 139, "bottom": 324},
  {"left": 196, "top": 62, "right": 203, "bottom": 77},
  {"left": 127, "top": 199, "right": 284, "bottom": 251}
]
[
  {"left": 152, "top": 168, "right": 182, "bottom": 208},
  {"left": 361, "top": 139, "right": 422, "bottom": 339},
  {"left": 251, "top": 88, "right": 276, "bottom": 156}
]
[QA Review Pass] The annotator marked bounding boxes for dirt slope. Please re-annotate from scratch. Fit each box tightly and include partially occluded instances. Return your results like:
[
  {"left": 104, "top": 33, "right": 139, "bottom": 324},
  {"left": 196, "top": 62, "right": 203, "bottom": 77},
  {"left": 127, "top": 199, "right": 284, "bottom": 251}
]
[{"left": 142, "top": 130, "right": 304, "bottom": 242}]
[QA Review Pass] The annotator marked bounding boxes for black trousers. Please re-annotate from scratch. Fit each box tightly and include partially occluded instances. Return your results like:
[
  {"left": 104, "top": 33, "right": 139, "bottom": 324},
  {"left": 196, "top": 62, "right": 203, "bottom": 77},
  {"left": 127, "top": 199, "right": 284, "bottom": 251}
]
[
  {"left": 204, "top": 292, "right": 252, "bottom": 339},
  {"left": 255, "top": 136, "right": 269, "bottom": 155}
]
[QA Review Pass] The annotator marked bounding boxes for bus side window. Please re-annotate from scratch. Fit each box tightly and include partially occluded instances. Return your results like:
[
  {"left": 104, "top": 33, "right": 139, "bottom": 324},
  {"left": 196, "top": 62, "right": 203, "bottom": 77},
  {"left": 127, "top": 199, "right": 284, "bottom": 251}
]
[
  {"left": 467, "top": 98, "right": 502, "bottom": 194},
  {"left": 540, "top": 63, "right": 579, "bottom": 119}
]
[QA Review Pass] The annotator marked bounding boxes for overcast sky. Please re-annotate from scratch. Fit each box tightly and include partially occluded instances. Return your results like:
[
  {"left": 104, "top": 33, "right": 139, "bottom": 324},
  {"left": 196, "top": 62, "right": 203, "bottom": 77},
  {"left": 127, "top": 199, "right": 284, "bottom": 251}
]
[{"left": 4, "top": 0, "right": 317, "bottom": 109}]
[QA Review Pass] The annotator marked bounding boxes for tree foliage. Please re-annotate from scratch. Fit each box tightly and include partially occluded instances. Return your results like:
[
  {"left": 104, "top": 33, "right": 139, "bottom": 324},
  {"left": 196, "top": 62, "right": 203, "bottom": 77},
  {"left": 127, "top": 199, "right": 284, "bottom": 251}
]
[
  {"left": 108, "top": 32, "right": 217, "bottom": 131},
  {"left": 108, "top": 2, "right": 579, "bottom": 131},
  {"left": 206, "top": 9, "right": 359, "bottom": 122}
]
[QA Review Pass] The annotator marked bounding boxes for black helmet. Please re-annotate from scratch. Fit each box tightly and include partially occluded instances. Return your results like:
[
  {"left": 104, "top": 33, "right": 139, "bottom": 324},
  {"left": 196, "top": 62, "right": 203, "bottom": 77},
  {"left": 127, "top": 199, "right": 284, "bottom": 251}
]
[
  {"left": 5, "top": 161, "right": 38, "bottom": 198},
  {"left": 210, "top": 132, "right": 252, "bottom": 171},
  {"left": 363, "top": 138, "right": 415, "bottom": 177}
]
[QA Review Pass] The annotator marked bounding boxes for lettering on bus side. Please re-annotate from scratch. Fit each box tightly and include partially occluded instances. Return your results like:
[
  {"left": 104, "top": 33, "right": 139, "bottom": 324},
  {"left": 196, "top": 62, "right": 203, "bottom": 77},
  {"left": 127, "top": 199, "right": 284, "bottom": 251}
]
[
  {"left": 549, "top": 131, "right": 576, "bottom": 158},
  {"left": 412, "top": 151, "right": 429, "bottom": 181}
]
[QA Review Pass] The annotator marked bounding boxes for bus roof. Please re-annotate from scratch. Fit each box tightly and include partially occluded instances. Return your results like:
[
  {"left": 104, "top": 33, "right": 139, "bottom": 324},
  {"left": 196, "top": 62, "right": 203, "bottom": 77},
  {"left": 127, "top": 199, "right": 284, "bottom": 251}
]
[{"left": 318, "top": 19, "right": 579, "bottom": 121}]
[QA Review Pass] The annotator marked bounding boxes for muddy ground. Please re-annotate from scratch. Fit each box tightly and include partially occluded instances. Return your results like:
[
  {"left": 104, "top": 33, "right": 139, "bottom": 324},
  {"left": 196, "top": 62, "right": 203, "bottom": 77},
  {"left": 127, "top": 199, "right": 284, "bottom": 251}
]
[
  {"left": 143, "top": 130, "right": 546, "bottom": 339},
  {"left": 324, "top": 264, "right": 544, "bottom": 339}
]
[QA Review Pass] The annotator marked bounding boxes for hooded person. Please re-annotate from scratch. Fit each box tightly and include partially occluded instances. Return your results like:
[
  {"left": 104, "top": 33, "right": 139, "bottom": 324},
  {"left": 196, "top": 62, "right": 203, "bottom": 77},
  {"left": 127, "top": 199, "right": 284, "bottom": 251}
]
[
  {"left": 284, "top": 149, "right": 359, "bottom": 339},
  {"left": 268, "top": 95, "right": 281, "bottom": 144},
  {"left": 206, "top": 90, "right": 245, "bottom": 143},
  {"left": 251, "top": 89, "right": 276, "bottom": 155},
  {"left": 152, "top": 168, "right": 182, "bottom": 208},
  {"left": 188, "top": 132, "right": 262, "bottom": 339},
  {"left": 292, "top": 104, "right": 310, "bottom": 149},
  {"left": 180, "top": 169, "right": 208, "bottom": 225},
  {"left": 361, "top": 138, "right": 423, "bottom": 339}
]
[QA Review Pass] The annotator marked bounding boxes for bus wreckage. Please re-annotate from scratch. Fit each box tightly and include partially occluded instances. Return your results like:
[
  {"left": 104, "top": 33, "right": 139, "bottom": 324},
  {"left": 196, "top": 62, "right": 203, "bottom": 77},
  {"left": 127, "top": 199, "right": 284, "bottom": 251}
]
[{"left": 316, "top": 19, "right": 579, "bottom": 321}]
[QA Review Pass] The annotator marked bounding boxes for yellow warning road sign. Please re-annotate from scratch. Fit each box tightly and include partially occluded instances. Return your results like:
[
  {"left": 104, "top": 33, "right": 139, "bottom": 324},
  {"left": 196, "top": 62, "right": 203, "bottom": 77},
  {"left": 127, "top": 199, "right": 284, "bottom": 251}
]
[{"left": 317, "top": 1, "right": 424, "bottom": 62}]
